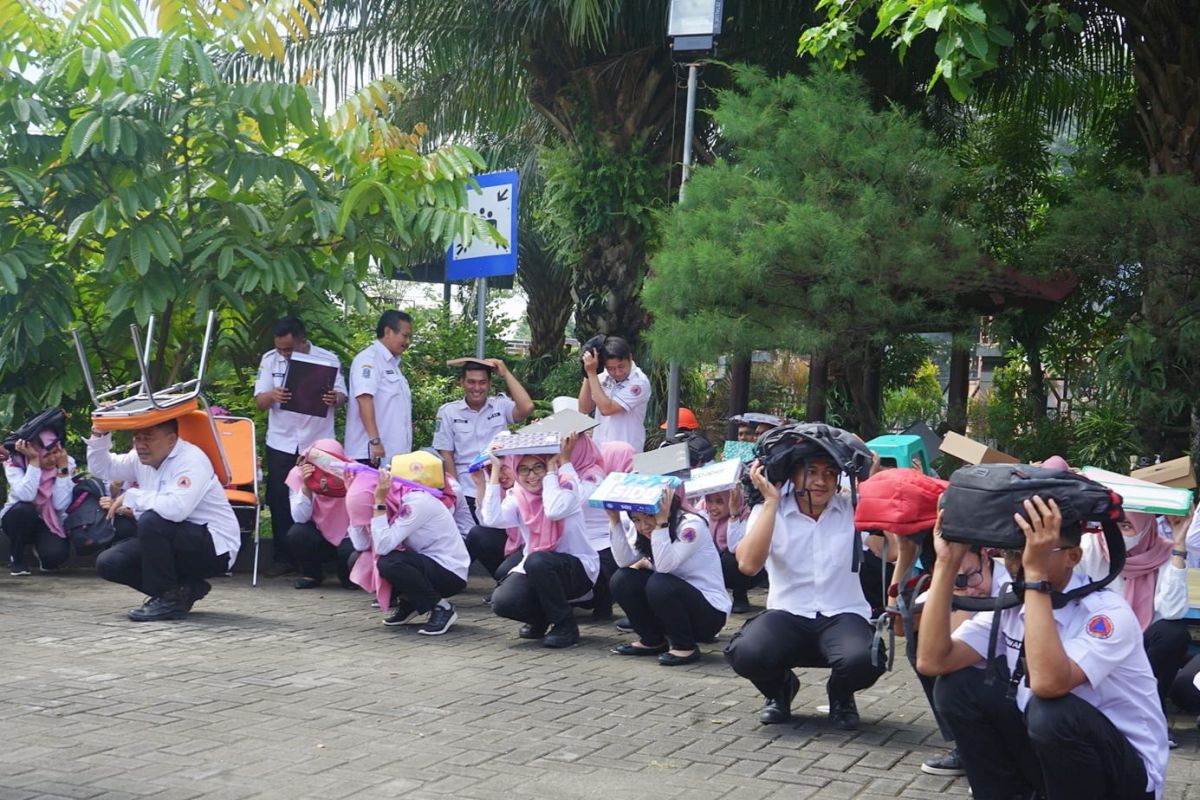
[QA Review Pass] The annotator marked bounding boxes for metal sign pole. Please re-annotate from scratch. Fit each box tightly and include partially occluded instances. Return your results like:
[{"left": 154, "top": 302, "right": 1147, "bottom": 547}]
[
  {"left": 666, "top": 62, "right": 700, "bottom": 439},
  {"left": 475, "top": 276, "right": 487, "bottom": 358}
]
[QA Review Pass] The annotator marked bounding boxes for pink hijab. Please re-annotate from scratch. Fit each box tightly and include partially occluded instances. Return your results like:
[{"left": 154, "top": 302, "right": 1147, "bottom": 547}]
[
  {"left": 702, "top": 490, "right": 749, "bottom": 552},
  {"left": 600, "top": 441, "right": 635, "bottom": 474},
  {"left": 18, "top": 430, "right": 65, "bottom": 538},
  {"left": 1117, "top": 511, "right": 1174, "bottom": 630},
  {"left": 569, "top": 434, "right": 607, "bottom": 484},
  {"left": 284, "top": 439, "right": 349, "bottom": 546},
  {"left": 506, "top": 454, "right": 574, "bottom": 554}
]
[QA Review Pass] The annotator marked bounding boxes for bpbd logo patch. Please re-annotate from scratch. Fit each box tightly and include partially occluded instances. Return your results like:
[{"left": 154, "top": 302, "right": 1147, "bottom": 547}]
[{"left": 1086, "top": 614, "right": 1114, "bottom": 639}]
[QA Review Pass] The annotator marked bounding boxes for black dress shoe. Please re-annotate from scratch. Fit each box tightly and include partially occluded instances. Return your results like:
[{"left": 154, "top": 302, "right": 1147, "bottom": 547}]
[
  {"left": 179, "top": 580, "right": 212, "bottom": 612},
  {"left": 828, "top": 695, "right": 860, "bottom": 730},
  {"left": 658, "top": 650, "right": 701, "bottom": 666},
  {"left": 612, "top": 641, "right": 668, "bottom": 656},
  {"left": 293, "top": 576, "right": 323, "bottom": 590},
  {"left": 731, "top": 597, "right": 754, "bottom": 614},
  {"left": 128, "top": 593, "right": 187, "bottom": 622},
  {"left": 542, "top": 617, "right": 580, "bottom": 648},
  {"left": 759, "top": 671, "right": 800, "bottom": 725},
  {"left": 518, "top": 623, "right": 547, "bottom": 639}
]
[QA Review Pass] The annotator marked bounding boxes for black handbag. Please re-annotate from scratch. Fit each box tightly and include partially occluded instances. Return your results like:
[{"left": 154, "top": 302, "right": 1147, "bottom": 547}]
[
  {"left": 64, "top": 478, "right": 116, "bottom": 555},
  {"left": 3, "top": 407, "right": 67, "bottom": 451}
]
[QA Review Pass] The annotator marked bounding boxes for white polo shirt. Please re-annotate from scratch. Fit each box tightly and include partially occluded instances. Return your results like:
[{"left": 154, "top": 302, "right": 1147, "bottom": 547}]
[
  {"left": 85, "top": 434, "right": 241, "bottom": 565},
  {"left": 748, "top": 490, "right": 871, "bottom": 620},
  {"left": 954, "top": 575, "right": 1169, "bottom": 798},
  {"left": 253, "top": 344, "right": 347, "bottom": 454},
  {"left": 591, "top": 362, "right": 651, "bottom": 451},
  {"left": 431, "top": 395, "right": 517, "bottom": 497},
  {"left": 345, "top": 339, "right": 411, "bottom": 461},
  {"left": 608, "top": 512, "right": 731, "bottom": 616},
  {"left": 369, "top": 491, "right": 470, "bottom": 580}
]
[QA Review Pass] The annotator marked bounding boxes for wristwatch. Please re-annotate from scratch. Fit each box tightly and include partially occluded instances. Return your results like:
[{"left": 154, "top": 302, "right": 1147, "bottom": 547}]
[
  {"left": 1019, "top": 580, "right": 1053, "bottom": 593},
  {"left": 57, "top": 467, "right": 69, "bottom": 478},
  {"left": 368, "top": 437, "right": 382, "bottom": 446},
  {"left": 374, "top": 503, "right": 387, "bottom": 512},
  {"left": 1173, "top": 549, "right": 1188, "bottom": 559}
]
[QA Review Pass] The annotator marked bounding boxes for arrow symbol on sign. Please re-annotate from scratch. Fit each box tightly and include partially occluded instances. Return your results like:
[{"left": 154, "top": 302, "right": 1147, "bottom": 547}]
[{"left": 497, "top": 188, "right": 510, "bottom": 202}]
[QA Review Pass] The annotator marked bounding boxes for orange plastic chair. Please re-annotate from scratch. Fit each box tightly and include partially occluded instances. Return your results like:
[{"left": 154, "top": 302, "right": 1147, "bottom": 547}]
[{"left": 214, "top": 416, "right": 262, "bottom": 585}]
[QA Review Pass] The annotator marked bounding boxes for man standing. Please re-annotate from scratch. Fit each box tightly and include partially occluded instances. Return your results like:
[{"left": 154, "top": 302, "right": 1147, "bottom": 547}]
[
  {"left": 90, "top": 419, "right": 241, "bottom": 621},
  {"left": 346, "top": 310, "right": 414, "bottom": 465},
  {"left": 253, "top": 316, "right": 347, "bottom": 576},
  {"left": 577, "top": 336, "right": 652, "bottom": 452},
  {"left": 433, "top": 358, "right": 534, "bottom": 535}
]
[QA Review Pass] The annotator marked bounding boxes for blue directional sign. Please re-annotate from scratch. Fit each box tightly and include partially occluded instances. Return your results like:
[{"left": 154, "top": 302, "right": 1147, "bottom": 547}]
[{"left": 447, "top": 170, "right": 518, "bottom": 280}]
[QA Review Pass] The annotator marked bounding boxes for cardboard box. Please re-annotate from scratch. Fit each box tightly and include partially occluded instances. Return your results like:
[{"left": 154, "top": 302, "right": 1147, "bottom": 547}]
[
  {"left": 1131, "top": 456, "right": 1196, "bottom": 489},
  {"left": 587, "top": 472, "right": 682, "bottom": 513},
  {"left": 684, "top": 459, "right": 744, "bottom": 498},
  {"left": 518, "top": 408, "right": 599, "bottom": 438},
  {"left": 632, "top": 443, "right": 691, "bottom": 476},
  {"left": 939, "top": 431, "right": 1019, "bottom": 465}
]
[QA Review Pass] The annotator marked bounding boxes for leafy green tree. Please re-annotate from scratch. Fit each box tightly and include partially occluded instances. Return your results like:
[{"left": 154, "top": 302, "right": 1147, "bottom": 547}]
[
  {"left": 0, "top": 0, "right": 489, "bottom": 430},
  {"left": 643, "top": 66, "right": 979, "bottom": 437}
]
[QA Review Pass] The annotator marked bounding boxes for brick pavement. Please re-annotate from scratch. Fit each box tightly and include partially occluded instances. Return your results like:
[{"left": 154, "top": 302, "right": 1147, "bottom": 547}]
[{"left": 2, "top": 567, "right": 1198, "bottom": 800}]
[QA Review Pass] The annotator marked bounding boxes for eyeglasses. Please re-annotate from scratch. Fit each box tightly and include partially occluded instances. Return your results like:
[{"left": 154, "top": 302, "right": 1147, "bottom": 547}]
[
  {"left": 517, "top": 463, "right": 548, "bottom": 478},
  {"left": 954, "top": 567, "right": 984, "bottom": 590}
]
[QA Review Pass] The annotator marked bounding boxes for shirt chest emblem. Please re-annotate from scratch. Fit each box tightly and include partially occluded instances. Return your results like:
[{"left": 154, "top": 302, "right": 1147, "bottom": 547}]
[{"left": 1086, "top": 614, "right": 1114, "bottom": 639}]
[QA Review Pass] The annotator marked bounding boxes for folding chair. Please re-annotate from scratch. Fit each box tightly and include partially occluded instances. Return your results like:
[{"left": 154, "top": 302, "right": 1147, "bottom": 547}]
[{"left": 214, "top": 417, "right": 262, "bottom": 585}]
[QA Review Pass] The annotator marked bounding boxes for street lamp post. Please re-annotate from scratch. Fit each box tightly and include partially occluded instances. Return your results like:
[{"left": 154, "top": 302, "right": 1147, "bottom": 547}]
[{"left": 665, "top": 0, "right": 722, "bottom": 438}]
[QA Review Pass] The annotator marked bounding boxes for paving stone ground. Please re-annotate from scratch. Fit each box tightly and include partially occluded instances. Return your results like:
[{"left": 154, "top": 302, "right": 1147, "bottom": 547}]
[{"left": 3, "top": 566, "right": 1199, "bottom": 800}]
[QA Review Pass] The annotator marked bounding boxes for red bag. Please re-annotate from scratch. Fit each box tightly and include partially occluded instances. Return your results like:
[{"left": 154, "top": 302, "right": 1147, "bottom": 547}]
[{"left": 854, "top": 468, "right": 948, "bottom": 535}]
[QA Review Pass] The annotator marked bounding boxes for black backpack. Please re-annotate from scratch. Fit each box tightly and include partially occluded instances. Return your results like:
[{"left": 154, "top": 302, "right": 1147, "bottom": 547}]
[
  {"left": 3, "top": 407, "right": 67, "bottom": 452},
  {"left": 660, "top": 430, "right": 717, "bottom": 468},
  {"left": 64, "top": 478, "right": 115, "bottom": 555}
]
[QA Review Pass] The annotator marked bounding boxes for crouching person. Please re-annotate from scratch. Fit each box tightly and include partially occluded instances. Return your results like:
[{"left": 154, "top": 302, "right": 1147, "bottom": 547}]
[
  {"left": 607, "top": 486, "right": 730, "bottom": 666},
  {"left": 918, "top": 498, "right": 1169, "bottom": 800},
  {"left": 371, "top": 453, "right": 469, "bottom": 635},
  {"left": 88, "top": 420, "right": 240, "bottom": 621},
  {"left": 3, "top": 435, "right": 75, "bottom": 575},
  {"left": 286, "top": 440, "right": 355, "bottom": 590}
]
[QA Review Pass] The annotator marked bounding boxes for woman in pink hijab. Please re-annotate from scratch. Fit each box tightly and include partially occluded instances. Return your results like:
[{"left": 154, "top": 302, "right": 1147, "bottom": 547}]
[
  {"left": 480, "top": 433, "right": 599, "bottom": 648},
  {"left": 465, "top": 459, "right": 523, "bottom": 583},
  {"left": 284, "top": 439, "right": 354, "bottom": 590},
  {"left": 701, "top": 484, "right": 759, "bottom": 613},
  {"left": 2, "top": 431, "right": 75, "bottom": 576},
  {"left": 1078, "top": 506, "right": 1193, "bottom": 710}
]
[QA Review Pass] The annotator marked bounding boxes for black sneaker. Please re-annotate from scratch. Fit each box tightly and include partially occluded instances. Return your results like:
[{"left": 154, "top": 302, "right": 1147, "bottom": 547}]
[
  {"left": 128, "top": 593, "right": 187, "bottom": 622},
  {"left": 731, "top": 593, "right": 753, "bottom": 614},
  {"left": 828, "top": 694, "right": 860, "bottom": 730},
  {"left": 759, "top": 671, "right": 800, "bottom": 725},
  {"left": 922, "top": 748, "right": 966, "bottom": 776},
  {"left": 614, "top": 616, "right": 633, "bottom": 633},
  {"left": 382, "top": 600, "right": 419, "bottom": 626},
  {"left": 10, "top": 562, "right": 31, "bottom": 577},
  {"left": 518, "top": 622, "right": 547, "bottom": 639},
  {"left": 180, "top": 580, "right": 212, "bottom": 612},
  {"left": 543, "top": 617, "right": 580, "bottom": 648},
  {"left": 418, "top": 603, "right": 458, "bottom": 636}
]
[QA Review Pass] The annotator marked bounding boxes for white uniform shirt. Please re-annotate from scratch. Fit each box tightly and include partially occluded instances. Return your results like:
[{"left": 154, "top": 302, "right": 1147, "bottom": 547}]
[
  {"left": 345, "top": 339, "right": 412, "bottom": 461},
  {"left": 591, "top": 362, "right": 652, "bottom": 451},
  {"left": 253, "top": 345, "right": 347, "bottom": 454},
  {"left": 85, "top": 434, "right": 240, "bottom": 564},
  {"left": 479, "top": 463, "right": 600, "bottom": 584},
  {"left": 575, "top": 472, "right": 613, "bottom": 553},
  {"left": 431, "top": 395, "right": 517, "bottom": 497},
  {"left": 724, "top": 517, "right": 748, "bottom": 553},
  {"left": 369, "top": 491, "right": 470, "bottom": 580},
  {"left": 748, "top": 490, "right": 871, "bottom": 620},
  {"left": 1077, "top": 533, "right": 1188, "bottom": 623},
  {"left": 1, "top": 459, "right": 77, "bottom": 519},
  {"left": 609, "top": 512, "right": 731, "bottom": 615},
  {"left": 953, "top": 575, "right": 1169, "bottom": 798}
]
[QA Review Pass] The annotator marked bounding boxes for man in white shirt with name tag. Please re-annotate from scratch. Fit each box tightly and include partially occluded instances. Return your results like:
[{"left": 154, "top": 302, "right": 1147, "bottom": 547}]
[
  {"left": 89, "top": 419, "right": 241, "bottom": 621},
  {"left": 578, "top": 335, "right": 651, "bottom": 452},
  {"left": 724, "top": 455, "right": 885, "bottom": 730},
  {"left": 346, "top": 310, "right": 414, "bottom": 466},
  {"left": 253, "top": 316, "right": 347, "bottom": 576},
  {"left": 918, "top": 498, "right": 1169, "bottom": 800},
  {"left": 433, "top": 357, "right": 534, "bottom": 536}
]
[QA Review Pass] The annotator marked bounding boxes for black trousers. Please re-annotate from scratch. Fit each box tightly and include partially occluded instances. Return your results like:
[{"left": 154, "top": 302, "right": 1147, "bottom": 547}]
[
  {"left": 591, "top": 547, "right": 617, "bottom": 615},
  {"left": 495, "top": 550, "right": 522, "bottom": 582},
  {"left": 859, "top": 548, "right": 893, "bottom": 617},
  {"left": 376, "top": 549, "right": 466, "bottom": 614},
  {"left": 724, "top": 609, "right": 884, "bottom": 702},
  {"left": 465, "top": 525, "right": 510, "bottom": 578},
  {"left": 491, "top": 551, "right": 592, "bottom": 628},
  {"left": 1170, "top": 652, "right": 1200, "bottom": 712},
  {"left": 96, "top": 511, "right": 230, "bottom": 597},
  {"left": 610, "top": 567, "right": 726, "bottom": 651},
  {"left": 719, "top": 549, "right": 764, "bottom": 600},
  {"left": 934, "top": 666, "right": 1152, "bottom": 800},
  {"left": 2, "top": 502, "right": 70, "bottom": 569},
  {"left": 265, "top": 445, "right": 299, "bottom": 564},
  {"left": 1142, "top": 617, "right": 1191, "bottom": 709},
  {"left": 286, "top": 522, "right": 354, "bottom": 584}
]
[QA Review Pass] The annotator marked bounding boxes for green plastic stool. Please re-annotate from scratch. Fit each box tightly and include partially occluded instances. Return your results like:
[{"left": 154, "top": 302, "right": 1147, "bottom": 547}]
[{"left": 866, "top": 434, "right": 934, "bottom": 475}]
